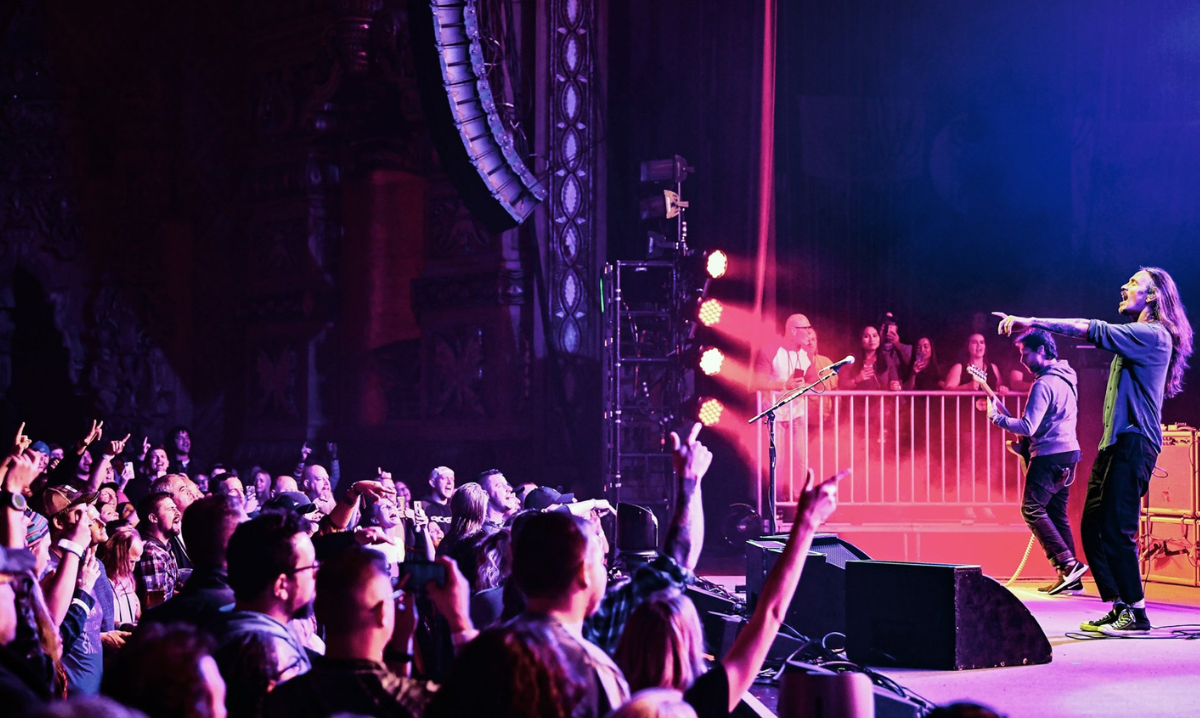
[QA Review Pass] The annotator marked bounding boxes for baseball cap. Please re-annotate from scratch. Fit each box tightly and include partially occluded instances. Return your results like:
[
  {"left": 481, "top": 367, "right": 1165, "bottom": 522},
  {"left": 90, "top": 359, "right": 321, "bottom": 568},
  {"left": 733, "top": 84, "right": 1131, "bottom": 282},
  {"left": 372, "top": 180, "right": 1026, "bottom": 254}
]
[
  {"left": 524, "top": 486, "right": 575, "bottom": 511},
  {"left": 30, "top": 441, "right": 50, "bottom": 455},
  {"left": 262, "top": 491, "right": 318, "bottom": 515},
  {"left": 32, "top": 484, "right": 98, "bottom": 519}
]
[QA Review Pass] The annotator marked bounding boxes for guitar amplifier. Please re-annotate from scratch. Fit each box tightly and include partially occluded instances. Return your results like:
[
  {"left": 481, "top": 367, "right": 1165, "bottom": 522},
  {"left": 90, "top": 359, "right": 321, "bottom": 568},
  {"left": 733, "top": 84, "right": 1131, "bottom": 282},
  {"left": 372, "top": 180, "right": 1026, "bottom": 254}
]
[
  {"left": 1147, "top": 427, "right": 1199, "bottom": 517},
  {"left": 1141, "top": 515, "right": 1200, "bottom": 587}
]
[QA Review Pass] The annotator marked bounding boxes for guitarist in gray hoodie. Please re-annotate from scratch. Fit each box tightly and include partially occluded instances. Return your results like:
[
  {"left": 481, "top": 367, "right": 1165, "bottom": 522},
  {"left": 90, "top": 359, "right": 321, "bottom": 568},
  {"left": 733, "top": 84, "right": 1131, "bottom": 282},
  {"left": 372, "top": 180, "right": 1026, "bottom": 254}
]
[{"left": 987, "top": 330, "right": 1088, "bottom": 596}]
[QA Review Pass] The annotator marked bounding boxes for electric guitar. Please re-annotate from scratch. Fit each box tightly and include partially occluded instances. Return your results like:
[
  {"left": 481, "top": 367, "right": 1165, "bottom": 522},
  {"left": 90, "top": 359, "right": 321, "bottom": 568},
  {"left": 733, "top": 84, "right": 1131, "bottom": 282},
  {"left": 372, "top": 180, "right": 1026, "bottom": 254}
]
[{"left": 967, "top": 365, "right": 1032, "bottom": 472}]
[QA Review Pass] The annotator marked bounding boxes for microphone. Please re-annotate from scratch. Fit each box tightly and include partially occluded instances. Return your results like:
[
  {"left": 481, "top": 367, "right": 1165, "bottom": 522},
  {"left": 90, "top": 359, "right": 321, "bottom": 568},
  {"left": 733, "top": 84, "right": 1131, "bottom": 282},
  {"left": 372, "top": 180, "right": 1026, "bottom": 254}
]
[{"left": 824, "top": 356, "right": 856, "bottom": 374}]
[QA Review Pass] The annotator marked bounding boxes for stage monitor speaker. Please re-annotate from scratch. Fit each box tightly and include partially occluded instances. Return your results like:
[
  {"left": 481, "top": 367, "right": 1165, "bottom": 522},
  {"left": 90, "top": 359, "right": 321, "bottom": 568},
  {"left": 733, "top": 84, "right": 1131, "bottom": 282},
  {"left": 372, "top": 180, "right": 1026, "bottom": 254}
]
[
  {"left": 1148, "top": 428, "right": 1199, "bottom": 516},
  {"left": 410, "top": 0, "right": 546, "bottom": 232},
  {"left": 845, "top": 561, "right": 1051, "bottom": 670},
  {"left": 746, "top": 533, "right": 871, "bottom": 640}
]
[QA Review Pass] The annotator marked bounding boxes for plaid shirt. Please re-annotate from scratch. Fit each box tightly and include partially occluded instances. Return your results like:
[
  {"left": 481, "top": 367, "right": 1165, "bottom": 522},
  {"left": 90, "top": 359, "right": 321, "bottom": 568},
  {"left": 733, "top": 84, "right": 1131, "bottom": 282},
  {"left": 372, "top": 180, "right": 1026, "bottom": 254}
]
[
  {"left": 584, "top": 553, "right": 692, "bottom": 654},
  {"left": 134, "top": 535, "right": 178, "bottom": 604},
  {"left": 264, "top": 657, "right": 431, "bottom": 718}
]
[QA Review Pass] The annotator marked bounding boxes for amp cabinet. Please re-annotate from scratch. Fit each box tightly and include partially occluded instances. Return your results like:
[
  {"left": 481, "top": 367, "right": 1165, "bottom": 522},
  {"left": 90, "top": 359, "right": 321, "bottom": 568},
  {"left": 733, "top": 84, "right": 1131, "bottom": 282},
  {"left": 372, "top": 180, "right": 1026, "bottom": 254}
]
[{"left": 1147, "top": 427, "right": 1199, "bottom": 517}]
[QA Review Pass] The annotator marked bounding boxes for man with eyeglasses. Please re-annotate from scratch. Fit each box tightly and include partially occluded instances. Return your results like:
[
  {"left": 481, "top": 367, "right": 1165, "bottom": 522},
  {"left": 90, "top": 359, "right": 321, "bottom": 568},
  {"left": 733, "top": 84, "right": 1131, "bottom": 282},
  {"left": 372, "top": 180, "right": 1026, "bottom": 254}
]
[
  {"left": 756, "top": 314, "right": 819, "bottom": 394},
  {"left": 209, "top": 511, "right": 317, "bottom": 682},
  {"left": 754, "top": 314, "right": 821, "bottom": 500}
]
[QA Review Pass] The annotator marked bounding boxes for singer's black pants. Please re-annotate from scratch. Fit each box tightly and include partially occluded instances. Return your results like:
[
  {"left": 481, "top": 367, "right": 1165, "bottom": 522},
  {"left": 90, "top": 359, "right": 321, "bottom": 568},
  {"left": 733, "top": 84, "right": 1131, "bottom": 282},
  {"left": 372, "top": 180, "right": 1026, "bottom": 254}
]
[{"left": 1081, "top": 433, "right": 1156, "bottom": 604}]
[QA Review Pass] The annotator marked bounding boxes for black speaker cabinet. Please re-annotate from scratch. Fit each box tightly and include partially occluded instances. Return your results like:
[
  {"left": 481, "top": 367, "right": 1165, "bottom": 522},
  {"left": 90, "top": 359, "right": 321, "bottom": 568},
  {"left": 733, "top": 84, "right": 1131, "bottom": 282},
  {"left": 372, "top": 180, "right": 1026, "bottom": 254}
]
[
  {"left": 746, "top": 533, "right": 871, "bottom": 640},
  {"left": 845, "top": 561, "right": 1051, "bottom": 670}
]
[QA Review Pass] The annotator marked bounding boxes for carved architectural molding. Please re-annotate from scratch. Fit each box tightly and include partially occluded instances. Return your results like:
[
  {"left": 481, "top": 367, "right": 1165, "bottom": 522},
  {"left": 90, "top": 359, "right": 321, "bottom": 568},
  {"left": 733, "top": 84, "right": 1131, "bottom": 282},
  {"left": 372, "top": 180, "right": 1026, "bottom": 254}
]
[
  {"left": 546, "top": 0, "right": 597, "bottom": 357},
  {"left": 428, "top": 325, "right": 485, "bottom": 419}
]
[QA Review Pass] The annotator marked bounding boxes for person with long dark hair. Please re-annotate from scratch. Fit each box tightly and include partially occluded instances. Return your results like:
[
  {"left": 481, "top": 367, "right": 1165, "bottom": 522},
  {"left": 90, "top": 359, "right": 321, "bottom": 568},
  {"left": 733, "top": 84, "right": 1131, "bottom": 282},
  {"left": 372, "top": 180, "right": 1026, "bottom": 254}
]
[
  {"left": 905, "top": 337, "right": 943, "bottom": 390},
  {"left": 943, "top": 333, "right": 1008, "bottom": 393},
  {"left": 841, "top": 325, "right": 887, "bottom": 390},
  {"left": 996, "top": 266, "right": 1193, "bottom": 634}
]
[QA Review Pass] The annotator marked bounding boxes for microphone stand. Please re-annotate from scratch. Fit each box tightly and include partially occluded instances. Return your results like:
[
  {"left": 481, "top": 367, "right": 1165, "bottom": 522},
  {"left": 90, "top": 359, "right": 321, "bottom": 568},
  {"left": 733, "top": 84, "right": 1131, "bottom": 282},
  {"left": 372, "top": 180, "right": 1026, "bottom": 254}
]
[{"left": 748, "top": 367, "right": 837, "bottom": 535}]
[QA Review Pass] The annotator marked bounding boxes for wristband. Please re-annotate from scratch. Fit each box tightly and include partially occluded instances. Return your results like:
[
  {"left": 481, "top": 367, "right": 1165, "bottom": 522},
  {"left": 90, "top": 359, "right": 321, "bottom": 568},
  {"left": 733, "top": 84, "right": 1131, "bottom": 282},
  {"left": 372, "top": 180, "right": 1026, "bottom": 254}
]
[{"left": 57, "top": 538, "right": 86, "bottom": 559}]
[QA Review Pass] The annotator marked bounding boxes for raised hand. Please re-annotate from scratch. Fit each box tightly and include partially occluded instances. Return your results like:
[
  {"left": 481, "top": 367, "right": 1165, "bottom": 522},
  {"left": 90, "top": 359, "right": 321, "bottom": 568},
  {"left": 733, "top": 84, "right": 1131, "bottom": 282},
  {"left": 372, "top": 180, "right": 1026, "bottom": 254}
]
[
  {"left": 2, "top": 451, "right": 40, "bottom": 494},
  {"left": 300, "top": 441, "right": 313, "bottom": 461},
  {"left": 794, "top": 468, "right": 847, "bottom": 530},
  {"left": 80, "top": 420, "right": 103, "bottom": 450},
  {"left": 670, "top": 422, "right": 713, "bottom": 482},
  {"left": 354, "top": 526, "right": 395, "bottom": 546},
  {"left": 107, "top": 433, "right": 132, "bottom": 458},
  {"left": 66, "top": 507, "right": 93, "bottom": 547},
  {"left": 353, "top": 480, "right": 393, "bottom": 502},
  {"left": 79, "top": 548, "right": 102, "bottom": 593},
  {"left": 12, "top": 422, "right": 31, "bottom": 456},
  {"left": 326, "top": 442, "right": 338, "bottom": 460},
  {"left": 140, "top": 436, "right": 150, "bottom": 460},
  {"left": 993, "top": 311, "right": 1033, "bottom": 337}
]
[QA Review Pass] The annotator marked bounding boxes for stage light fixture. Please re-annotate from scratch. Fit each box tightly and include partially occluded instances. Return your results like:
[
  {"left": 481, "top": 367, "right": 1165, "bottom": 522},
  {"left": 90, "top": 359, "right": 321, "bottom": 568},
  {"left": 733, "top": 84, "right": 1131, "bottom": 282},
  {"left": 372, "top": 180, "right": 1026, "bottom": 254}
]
[
  {"left": 698, "top": 298, "right": 723, "bottom": 327},
  {"left": 639, "top": 155, "right": 693, "bottom": 184},
  {"left": 697, "top": 398, "right": 724, "bottom": 427},
  {"left": 639, "top": 189, "right": 689, "bottom": 221},
  {"left": 705, "top": 250, "right": 728, "bottom": 279},
  {"left": 646, "top": 231, "right": 678, "bottom": 258},
  {"left": 699, "top": 347, "right": 725, "bottom": 376}
]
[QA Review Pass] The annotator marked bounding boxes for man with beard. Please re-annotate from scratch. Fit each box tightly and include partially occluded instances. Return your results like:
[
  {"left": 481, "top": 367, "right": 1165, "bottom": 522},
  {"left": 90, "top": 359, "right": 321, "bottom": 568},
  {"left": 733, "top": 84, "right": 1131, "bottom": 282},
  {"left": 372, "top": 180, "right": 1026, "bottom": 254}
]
[
  {"left": 208, "top": 510, "right": 317, "bottom": 681},
  {"left": 301, "top": 464, "right": 336, "bottom": 517},
  {"left": 151, "top": 473, "right": 202, "bottom": 571},
  {"left": 134, "top": 491, "right": 182, "bottom": 606}
]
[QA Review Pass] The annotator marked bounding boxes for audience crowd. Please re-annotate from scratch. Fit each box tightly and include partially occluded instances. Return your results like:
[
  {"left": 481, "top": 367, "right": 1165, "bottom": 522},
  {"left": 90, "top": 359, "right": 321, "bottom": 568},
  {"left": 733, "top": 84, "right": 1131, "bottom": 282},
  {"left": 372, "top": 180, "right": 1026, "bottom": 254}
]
[
  {"left": 758, "top": 311, "right": 1034, "bottom": 396},
  {"left": 0, "top": 414, "right": 999, "bottom": 718}
]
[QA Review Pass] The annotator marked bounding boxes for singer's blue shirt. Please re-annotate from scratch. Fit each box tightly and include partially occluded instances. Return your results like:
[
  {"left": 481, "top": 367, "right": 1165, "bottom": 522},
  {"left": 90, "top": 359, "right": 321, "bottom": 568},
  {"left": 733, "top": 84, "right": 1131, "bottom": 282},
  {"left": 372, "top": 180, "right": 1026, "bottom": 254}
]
[{"left": 1087, "top": 319, "right": 1172, "bottom": 452}]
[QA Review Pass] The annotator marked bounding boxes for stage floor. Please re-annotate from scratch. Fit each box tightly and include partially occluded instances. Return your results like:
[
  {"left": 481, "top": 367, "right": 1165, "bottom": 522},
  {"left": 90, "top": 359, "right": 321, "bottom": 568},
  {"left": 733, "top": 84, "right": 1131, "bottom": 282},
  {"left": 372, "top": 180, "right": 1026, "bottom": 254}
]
[{"left": 697, "top": 562, "right": 1200, "bottom": 718}]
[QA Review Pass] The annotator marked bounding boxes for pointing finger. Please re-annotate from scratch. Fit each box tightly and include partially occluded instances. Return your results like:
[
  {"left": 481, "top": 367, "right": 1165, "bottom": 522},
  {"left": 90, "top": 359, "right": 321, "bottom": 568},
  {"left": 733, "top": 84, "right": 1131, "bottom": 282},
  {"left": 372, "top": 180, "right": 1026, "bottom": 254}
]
[{"left": 687, "top": 422, "right": 702, "bottom": 446}]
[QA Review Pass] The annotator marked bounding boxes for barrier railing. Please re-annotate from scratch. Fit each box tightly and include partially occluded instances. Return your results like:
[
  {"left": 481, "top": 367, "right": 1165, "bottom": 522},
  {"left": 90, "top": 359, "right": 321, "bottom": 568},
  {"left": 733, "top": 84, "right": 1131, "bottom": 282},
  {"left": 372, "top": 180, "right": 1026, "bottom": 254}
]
[{"left": 755, "top": 390, "right": 1028, "bottom": 518}]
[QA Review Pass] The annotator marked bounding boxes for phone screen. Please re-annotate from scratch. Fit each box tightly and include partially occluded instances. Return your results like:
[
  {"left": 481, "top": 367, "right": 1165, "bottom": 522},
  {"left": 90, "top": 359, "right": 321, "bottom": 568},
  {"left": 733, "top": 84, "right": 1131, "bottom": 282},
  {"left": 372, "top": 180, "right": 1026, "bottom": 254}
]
[{"left": 395, "top": 560, "right": 447, "bottom": 590}]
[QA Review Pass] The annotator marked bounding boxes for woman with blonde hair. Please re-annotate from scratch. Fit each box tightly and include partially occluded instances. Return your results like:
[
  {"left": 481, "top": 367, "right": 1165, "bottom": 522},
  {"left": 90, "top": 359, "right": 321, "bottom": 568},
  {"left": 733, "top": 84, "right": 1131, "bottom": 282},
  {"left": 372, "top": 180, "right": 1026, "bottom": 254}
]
[{"left": 100, "top": 525, "right": 144, "bottom": 627}]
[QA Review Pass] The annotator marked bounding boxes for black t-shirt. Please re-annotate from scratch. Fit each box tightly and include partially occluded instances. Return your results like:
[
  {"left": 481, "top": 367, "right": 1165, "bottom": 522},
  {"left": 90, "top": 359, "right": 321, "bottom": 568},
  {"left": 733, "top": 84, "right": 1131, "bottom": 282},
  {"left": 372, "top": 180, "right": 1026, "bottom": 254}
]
[
  {"left": 684, "top": 663, "right": 731, "bottom": 718},
  {"left": 422, "top": 500, "right": 452, "bottom": 527}
]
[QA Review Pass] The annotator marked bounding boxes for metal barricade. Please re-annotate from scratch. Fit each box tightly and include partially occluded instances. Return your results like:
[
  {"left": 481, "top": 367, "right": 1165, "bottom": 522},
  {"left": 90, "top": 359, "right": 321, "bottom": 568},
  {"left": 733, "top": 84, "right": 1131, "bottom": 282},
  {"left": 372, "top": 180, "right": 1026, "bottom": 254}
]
[{"left": 755, "top": 390, "right": 1027, "bottom": 519}]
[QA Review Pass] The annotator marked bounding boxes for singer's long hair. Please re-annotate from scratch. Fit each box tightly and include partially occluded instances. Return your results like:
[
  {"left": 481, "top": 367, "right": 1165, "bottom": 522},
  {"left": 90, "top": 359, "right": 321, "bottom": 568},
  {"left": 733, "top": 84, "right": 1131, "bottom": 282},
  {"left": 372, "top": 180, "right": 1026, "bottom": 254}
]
[{"left": 1143, "top": 266, "right": 1194, "bottom": 397}]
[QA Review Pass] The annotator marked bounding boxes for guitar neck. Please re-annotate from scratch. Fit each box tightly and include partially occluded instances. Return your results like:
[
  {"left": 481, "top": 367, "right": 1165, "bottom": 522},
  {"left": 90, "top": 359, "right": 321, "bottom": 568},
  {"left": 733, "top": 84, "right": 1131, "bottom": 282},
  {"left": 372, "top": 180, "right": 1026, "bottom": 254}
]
[{"left": 968, "top": 368, "right": 997, "bottom": 400}]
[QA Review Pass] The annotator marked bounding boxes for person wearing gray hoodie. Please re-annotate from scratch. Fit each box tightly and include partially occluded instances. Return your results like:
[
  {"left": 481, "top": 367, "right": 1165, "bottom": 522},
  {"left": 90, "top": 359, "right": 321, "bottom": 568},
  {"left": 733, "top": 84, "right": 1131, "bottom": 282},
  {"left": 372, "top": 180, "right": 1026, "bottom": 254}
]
[{"left": 987, "top": 330, "right": 1088, "bottom": 596}]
